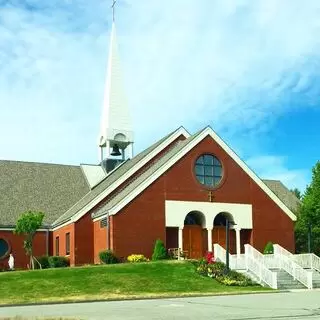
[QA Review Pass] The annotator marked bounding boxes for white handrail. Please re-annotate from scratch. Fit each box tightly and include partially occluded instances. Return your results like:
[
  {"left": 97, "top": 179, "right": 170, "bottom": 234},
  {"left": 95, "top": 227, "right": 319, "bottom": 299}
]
[
  {"left": 293, "top": 253, "right": 320, "bottom": 273},
  {"left": 213, "top": 243, "right": 226, "bottom": 263},
  {"left": 312, "top": 254, "right": 320, "bottom": 272},
  {"left": 274, "top": 244, "right": 313, "bottom": 289},
  {"left": 214, "top": 244, "right": 277, "bottom": 289},
  {"left": 244, "top": 244, "right": 277, "bottom": 289}
]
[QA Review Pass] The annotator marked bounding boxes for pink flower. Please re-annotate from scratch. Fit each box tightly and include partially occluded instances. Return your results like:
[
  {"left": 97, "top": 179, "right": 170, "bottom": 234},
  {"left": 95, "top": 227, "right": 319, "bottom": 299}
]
[{"left": 205, "top": 251, "right": 215, "bottom": 264}]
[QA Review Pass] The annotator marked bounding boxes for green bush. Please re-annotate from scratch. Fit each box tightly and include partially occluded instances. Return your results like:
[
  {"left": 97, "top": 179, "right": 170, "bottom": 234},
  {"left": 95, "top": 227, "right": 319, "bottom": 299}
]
[
  {"left": 99, "top": 250, "right": 119, "bottom": 264},
  {"left": 152, "top": 239, "right": 167, "bottom": 261},
  {"left": 263, "top": 241, "right": 274, "bottom": 254},
  {"left": 48, "top": 256, "right": 70, "bottom": 268},
  {"left": 127, "top": 254, "right": 148, "bottom": 263},
  {"left": 35, "top": 256, "right": 50, "bottom": 269}
]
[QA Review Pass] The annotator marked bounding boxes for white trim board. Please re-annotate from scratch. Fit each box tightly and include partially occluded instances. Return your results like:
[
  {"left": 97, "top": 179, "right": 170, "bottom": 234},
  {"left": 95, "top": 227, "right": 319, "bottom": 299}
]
[
  {"left": 102, "top": 126, "right": 296, "bottom": 221},
  {"left": 165, "top": 200, "right": 253, "bottom": 229},
  {"left": 0, "top": 228, "right": 49, "bottom": 232},
  {"left": 52, "top": 126, "right": 190, "bottom": 226}
]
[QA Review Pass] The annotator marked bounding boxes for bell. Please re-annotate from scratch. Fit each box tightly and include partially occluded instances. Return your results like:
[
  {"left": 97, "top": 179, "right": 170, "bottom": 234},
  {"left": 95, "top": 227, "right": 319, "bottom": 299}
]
[{"left": 111, "top": 144, "right": 121, "bottom": 156}]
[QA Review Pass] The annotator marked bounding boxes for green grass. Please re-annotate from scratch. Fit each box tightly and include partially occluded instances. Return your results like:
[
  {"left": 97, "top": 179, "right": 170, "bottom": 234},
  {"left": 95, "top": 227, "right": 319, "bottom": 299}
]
[{"left": 0, "top": 261, "right": 270, "bottom": 305}]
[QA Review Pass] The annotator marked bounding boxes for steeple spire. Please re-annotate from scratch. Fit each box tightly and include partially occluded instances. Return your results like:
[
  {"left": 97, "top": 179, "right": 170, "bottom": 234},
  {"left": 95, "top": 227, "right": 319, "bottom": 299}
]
[
  {"left": 112, "top": 0, "right": 116, "bottom": 22},
  {"left": 98, "top": 3, "right": 134, "bottom": 163}
]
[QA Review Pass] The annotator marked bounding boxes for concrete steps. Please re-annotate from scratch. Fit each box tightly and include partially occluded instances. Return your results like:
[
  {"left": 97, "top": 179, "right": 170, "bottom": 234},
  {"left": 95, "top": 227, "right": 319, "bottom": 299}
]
[
  {"left": 270, "top": 268, "right": 307, "bottom": 290},
  {"left": 309, "top": 269, "right": 320, "bottom": 288}
]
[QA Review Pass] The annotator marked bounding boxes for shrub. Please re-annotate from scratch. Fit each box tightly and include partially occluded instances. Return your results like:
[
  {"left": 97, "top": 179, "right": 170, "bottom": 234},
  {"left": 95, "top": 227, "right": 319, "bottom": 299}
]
[
  {"left": 48, "top": 256, "right": 70, "bottom": 268},
  {"left": 35, "top": 256, "right": 50, "bottom": 269},
  {"left": 99, "top": 250, "right": 119, "bottom": 264},
  {"left": 263, "top": 242, "right": 274, "bottom": 254},
  {"left": 152, "top": 239, "right": 167, "bottom": 261},
  {"left": 127, "top": 254, "right": 148, "bottom": 263}
]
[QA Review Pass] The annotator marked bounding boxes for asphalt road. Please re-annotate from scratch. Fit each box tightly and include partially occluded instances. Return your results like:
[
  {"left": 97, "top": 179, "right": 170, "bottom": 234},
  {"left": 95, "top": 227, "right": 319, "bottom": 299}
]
[{"left": 1, "top": 290, "right": 320, "bottom": 320}]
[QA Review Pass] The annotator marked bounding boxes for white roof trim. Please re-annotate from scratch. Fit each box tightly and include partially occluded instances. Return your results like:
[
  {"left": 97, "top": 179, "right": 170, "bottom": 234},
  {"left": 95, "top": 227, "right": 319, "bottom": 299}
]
[
  {"left": 0, "top": 228, "right": 49, "bottom": 232},
  {"left": 50, "top": 221, "right": 74, "bottom": 232},
  {"left": 106, "top": 127, "right": 297, "bottom": 221},
  {"left": 52, "top": 127, "right": 190, "bottom": 226}
]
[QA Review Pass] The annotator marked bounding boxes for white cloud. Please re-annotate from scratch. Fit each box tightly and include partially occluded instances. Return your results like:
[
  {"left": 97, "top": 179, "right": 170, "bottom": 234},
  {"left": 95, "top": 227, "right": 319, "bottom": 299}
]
[
  {"left": 246, "top": 155, "right": 310, "bottom": 192},
  {"left": 0, "top": 0, "right": 319, "bottom": 168}
]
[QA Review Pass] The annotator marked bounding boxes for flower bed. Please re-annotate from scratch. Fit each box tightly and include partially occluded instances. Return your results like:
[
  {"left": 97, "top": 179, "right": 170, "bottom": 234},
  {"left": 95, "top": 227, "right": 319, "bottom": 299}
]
[{"left": 195, "top": 253, "right": 256, "bottom": 287}]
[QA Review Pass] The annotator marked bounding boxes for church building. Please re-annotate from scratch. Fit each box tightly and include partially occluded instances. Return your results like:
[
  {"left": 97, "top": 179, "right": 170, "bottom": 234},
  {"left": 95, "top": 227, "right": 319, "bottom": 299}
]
[{"left": 0, "top": 19, "right": 300, "bottom": 270}]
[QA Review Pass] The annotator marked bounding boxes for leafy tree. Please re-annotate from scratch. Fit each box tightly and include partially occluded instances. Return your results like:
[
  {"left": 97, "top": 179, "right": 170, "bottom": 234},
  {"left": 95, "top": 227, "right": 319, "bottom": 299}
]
[
  {"left": 291, "top": 188, "right": 302, "bottom": 200},
  {"left": 295, "top": 161, "right": 320, "bottom": 255},
  {"left": 14, "top": 210, "right": 45, "bottom": 269},
  {"left": 152, "top": 239, "right": 167, "bottom": 260}
]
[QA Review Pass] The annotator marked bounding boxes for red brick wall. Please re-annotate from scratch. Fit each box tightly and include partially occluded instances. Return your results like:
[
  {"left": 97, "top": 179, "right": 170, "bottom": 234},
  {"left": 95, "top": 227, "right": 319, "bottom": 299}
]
[
  {"left": 93, "top": 219, "right": 107, "bottom": 264},
  {"left": 74, "top": 213, "right": 94, "bottom": 265},
  {"left": 52, "top": 224, "right": 75, "bottom": 266},
  {"left": 111, "top": 134, "right": 295, "bottom": 258},
  {"left": 112, "top": 181, "right": 166, "bottom": 259},
  {"left": 0, "top": 230, "right": 48, "bottom": 270}
]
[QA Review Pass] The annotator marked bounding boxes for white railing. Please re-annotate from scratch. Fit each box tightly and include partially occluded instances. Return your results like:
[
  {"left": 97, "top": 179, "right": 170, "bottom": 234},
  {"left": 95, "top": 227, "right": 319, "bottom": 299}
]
[
  {"left": 213, "top": 244, "right": 246, "bottom": 269},
  {"left": 293, "top": 254, "right": 312, "bottom": 269},
  {"left": 244, "top": 244, "right": 277, "bottom": 289},
  {"left": 263, "top": 254, "right": 280, "bottom": 269},
  {"left": 274, "top": 244, "right": 313, "bottom": 289},
  {"left": 230, "top": 254, "right": 247, "bottom": 270},
  {"left": 312, "top": 254, "right": 320, "bottom": 272},
  {"left": 213, "top": 243, "right": 226, "bottom": 263},
  {"left": 214, "top": 244, "right": 277, "bottom": 289},
  {"left": 293, "top": 253, "right": 320, "bottom": 272}
]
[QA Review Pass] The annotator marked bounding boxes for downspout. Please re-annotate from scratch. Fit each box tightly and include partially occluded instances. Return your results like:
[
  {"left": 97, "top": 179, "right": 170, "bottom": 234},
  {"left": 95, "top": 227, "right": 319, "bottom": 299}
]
[
  {"left": 46, "top": 228, "right": 49, "bottom": 256},
  {"left": 107, "top": 211, "right": 110, "bottom": 251}
]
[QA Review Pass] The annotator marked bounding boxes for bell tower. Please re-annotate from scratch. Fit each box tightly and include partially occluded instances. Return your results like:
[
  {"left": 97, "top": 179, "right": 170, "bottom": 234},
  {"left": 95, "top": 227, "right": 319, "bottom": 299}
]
[{"left": 98, "top": 1, "right": 134, "bottom": 169}]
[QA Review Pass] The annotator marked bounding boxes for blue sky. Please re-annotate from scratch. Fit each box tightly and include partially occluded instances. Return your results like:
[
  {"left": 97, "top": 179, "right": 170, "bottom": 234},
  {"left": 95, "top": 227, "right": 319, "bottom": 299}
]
[{"left": 0, "top": 0, "right": 319, "bottom": 192}]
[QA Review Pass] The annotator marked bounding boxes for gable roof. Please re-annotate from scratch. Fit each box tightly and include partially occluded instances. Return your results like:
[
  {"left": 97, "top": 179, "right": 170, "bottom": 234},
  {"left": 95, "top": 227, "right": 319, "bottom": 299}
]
[
  {"left": 262, "top": 179, "right": 301, "bottom": 213},
  {"left": 92, "top": 131, "right": 203, "bottom": 220},
  {"left": 0, "top": 160, "right": 89, "bottom": 227},
  {"left": 52, "top": 126, "right": 190, "bottom": 227},
  {"left": 92, "top": 126, "right": 297, "bottom": 222}
]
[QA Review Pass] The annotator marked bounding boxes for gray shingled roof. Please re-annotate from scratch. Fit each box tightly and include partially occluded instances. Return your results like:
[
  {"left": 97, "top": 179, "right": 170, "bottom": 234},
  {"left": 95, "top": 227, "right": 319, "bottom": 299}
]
[
  {"left": 0, "top": 160, "right": 90, "bottom": 226},
  {"left": 0, "top": 129, "right": 300, "bottom": 228},
  {"left": 262, "top": 179, "right": 301, "bottom": 213},
  {"left": 53, "top": 127, "right": 188, "bottom": 226},
  {"left": 92, "top": 131, "right": 203, "bottom": 219}
]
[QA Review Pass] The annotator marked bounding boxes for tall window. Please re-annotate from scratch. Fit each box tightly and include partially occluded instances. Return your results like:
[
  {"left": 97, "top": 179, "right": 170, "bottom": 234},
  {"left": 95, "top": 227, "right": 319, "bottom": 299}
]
[
  {"left": 195, "top": 154, "right": 223, "bottom": 187},
  {"left": 55, "top": 236, "right": 59, "bottom": 256},
  {"left": 65, "top": 233, "right": 70, "bottom": 255}
]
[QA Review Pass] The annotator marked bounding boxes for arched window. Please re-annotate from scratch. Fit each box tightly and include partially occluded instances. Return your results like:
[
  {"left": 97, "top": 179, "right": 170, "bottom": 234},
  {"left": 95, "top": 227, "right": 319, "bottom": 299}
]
[
  {"left": 0, "top": 238, "right": 10, "bottom": 260},
  {"left": 184, "top": 211, "right": 205, "bottom": 227},
  {"left": 213, "top": 212, "right": 235, "bottom": 227},
  {"left": 195, "top": 154, "right": 223, "bottom": 187}
]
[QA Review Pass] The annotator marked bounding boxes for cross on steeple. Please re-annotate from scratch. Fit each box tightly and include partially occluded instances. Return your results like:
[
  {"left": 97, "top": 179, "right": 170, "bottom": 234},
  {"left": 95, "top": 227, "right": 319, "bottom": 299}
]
[{"left": 111, "top": 0, "right": 117, "bottom": 22}]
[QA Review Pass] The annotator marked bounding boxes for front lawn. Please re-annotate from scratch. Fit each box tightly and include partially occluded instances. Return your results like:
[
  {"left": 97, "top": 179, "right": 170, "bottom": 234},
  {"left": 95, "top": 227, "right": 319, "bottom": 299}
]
[{"left": 0, "top": 261, "right": 270, "bottom": 305}]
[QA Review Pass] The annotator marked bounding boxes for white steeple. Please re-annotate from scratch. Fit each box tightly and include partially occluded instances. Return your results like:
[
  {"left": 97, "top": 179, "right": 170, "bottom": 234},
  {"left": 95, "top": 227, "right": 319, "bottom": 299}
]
[{"left": 98, "top": 18, "right": 134, "bottom": 162}]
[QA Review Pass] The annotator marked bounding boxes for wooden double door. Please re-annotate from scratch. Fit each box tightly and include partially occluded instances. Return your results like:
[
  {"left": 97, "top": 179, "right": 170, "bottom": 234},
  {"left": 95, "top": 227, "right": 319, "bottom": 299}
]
[
  {"left": 212, "top": 226, "right": 236, "bottom": 254},
  {"left": 183, "top": 225, "right": 207, "bottom": 259},
  {"left": 182, "top": 226, "right": 237, "bottom": 259}
]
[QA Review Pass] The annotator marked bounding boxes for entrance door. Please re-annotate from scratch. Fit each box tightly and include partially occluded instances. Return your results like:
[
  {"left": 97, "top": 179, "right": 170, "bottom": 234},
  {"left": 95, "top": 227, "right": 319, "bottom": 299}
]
[
  {"left": 212, "top": 226, "right": 236, "bottom": 254},
  {"left": 183, "top": 225, "right": 204, "bottom": 259}
]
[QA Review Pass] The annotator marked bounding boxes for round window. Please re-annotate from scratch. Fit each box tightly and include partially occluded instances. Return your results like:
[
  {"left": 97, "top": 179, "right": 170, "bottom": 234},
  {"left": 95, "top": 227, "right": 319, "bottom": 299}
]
[
  {"left": 0, "top": 239, "right": 10, "bottom": 259},
  {"left": 195, "top": 154, "right": 223, "bottom": 187}
]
